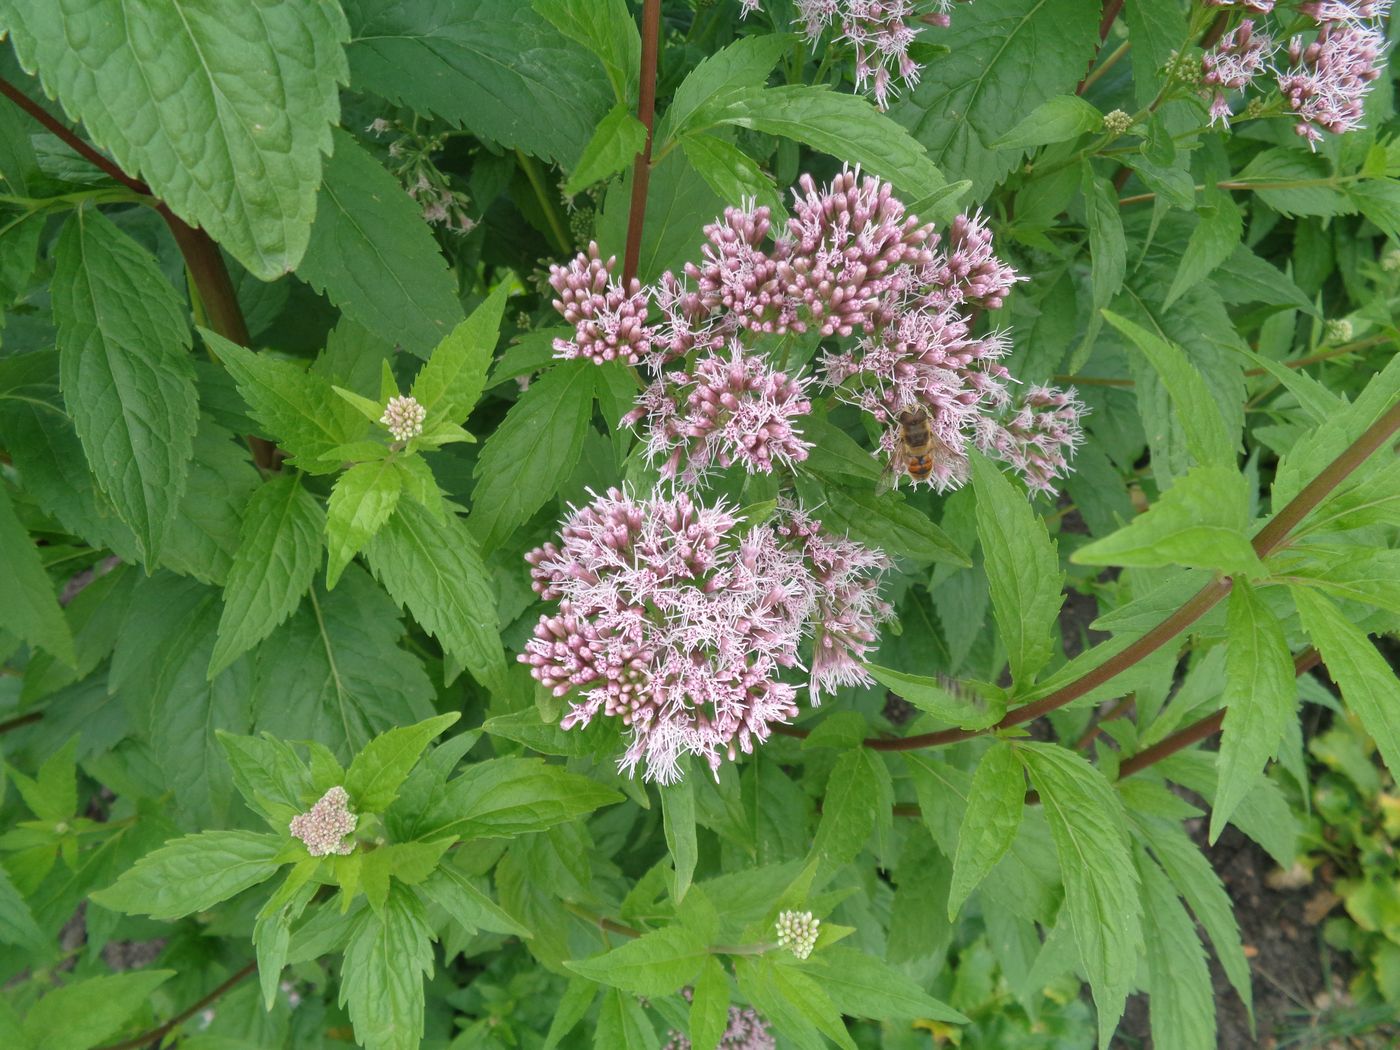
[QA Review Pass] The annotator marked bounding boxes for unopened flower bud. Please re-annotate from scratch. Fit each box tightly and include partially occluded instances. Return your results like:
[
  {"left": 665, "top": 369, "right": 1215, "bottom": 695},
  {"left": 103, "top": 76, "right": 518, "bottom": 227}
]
[
  {"left": 775, "top": 909, "right": 820, "bottom": 960},
  {"left": 1325, "top": 317, "right": 1354, "bottom": 342},
  {"left": 289, "top": 785, "right": 358, "bottom": 857},
  {"left": 1103, "top": 109, "right": 1134, "bottom": 135},
  {"left": 380, "top": 395, "right": 426, "bottom": 442}
]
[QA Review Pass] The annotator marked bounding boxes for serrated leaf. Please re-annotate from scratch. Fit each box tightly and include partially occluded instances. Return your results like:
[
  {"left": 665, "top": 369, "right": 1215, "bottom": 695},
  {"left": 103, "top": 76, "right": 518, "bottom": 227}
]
[
  {"left": 689, "top": 956, "right": 730, "bottom": 1050},
  {"left": 660, "top": 34, "right": 793, "bottom": 143},
  {"left": 714, "top": 85, "right": 944, "bottom": 200},
  {"left": 682, "top": 134, "right": 780, "bottom": 211},
  {"left": 468, "top": 361, "right": 596, "bottom": 553},
  {"left": 346, "top": 713, "right": 460, "bottom": 814},
  {"left": 948, "top": 742, "right": 1024, "bottom": 919},
  {"left": 804, "top": 947, "right": 968, "bottom": 1023},
  {"left": 563, "top": 105, "right": 648, "bottom": 195},
  {"left": 991, "top": 95, "right": 1101, "bottom": 149},
  {"left": 209, "top": 474, "right": 325, "bottom": 678},
  {"left": 203, "top": 329, "right": 366, "bottom": 474},
  {"left": 157, "top": 423, "right": 262, "bottom": 587},
  {"left": 1102, "top": 309, "right": 1236, "bottom": 471},
  {"left": 251, "top": 567, "right": 436, "bottom": 756},
  {"left": 52, "top": 210, "right": 197, "bottom": 562},
  {"left": 594, "top": 988, "right": 656, "bottom": 1050},
  {"left": 1018, "top": 742, "right": 1142, "bottom": 1049},
  {"left": 22, "top": 971, "right": 174, "bottom": 1050},
  {"left": 419, "top": 864, "right": 531, "bottom": 939},
  {"left": 1294, "top": 587, "right": 1400, "bottom": 779},
  {"left": 326, "top": 459, "right": 403, "bottom": 588},
  {"left": 340, "top": 883, "right": 434, "bottom": 1050},
  {"left": 0, "top": 482, "right": 74, "bottom": 666},
  {"left": 865, "top": 664, "right": 1005, "bottom": 729},
  {"left": 0, "top": 865, "right": 45, "bottom": 953},
  {"left": 416, "top": 758, "right": 623, "bottom": 841},
  {"left": 1211, "top": 581, "right": 1295, "bottom": 842},
  {"left": 299, "top": 130, "right": 463, "bottom": 359},
  {"left": 0, "top": 0, "right": 347, "bottom": 278},
  {"left": 661, "top": 775, "right": 698, "bottom": 903},
  {"left": 1085, "top": 165, "right": 1127, "bottom": 314},
  {"left": 1236, "top": 149, "right": 1349, "bottom": 217},
  {"left": 343, "top": 0, "right": 611, "bottom": 166},
  {"left": 971, "top": 454, "right": 1063, "bottom": 685},
  {"left": 812, "top": 749, "right": 890, "bottom": 871},
  {"left": 800, "top": 481, "right": 968, "bottom": 566},
  {"left": 896, "top": 0, "right": 1100, "bottom": 196},
  {"left": 217, "top": 731, "right": 312, "bottom": 826},
  {"left": 1136, "top": 847, "right": 1216, "bottom": 1050},
  {"left": 1073, "top": 463, "right": 1260, "bottom": 574},
  {"left": 91, "top": 830, "right": 282, "bottom": 919},
  {"left": 364, "top": 500, "right": 505, "bottom": 691},
  {"left": 254, "top": 865, "right": 317, "bottom": 1009},
  {"left": 532, "top": 0, "right": 639, "bottom": 104},
  {"left": 543, "top": 977, "right": 597, "bottom": 1050},
  {"left": 1164, "top": 193, "right": 1243, "bottom": 309},
  {"left": 1122, "top": 0, "right": 1187, "bottom": 108},
  {"left": 737, "top": 956, "right": 856, "bottom": 1050},
  {"left": 567, "top": 924, "right": 708, "bottom": 995},
  {"left": 411, "top": 283, "right": 508, "bottom": 423}
]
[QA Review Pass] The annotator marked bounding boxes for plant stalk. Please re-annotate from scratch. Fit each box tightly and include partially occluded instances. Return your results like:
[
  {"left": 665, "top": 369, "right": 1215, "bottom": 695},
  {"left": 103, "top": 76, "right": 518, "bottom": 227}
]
[
  {"left": 95, "top": 962, "right": 256, "bottom": 1050},
  {"left": 622, "top": 0, "right": 662, "bottom": 285}
]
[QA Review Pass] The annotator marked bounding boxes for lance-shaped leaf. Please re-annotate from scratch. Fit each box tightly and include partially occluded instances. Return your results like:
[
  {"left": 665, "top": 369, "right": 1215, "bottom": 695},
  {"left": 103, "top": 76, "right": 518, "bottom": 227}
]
[
  {"left": 326, "top": 459, "right": 403, "bottom": 588},
  {"left": 346, "top": 713, "right": 460, "bottom": 814},
  {"left": 21, "top": 972, "right": 175, "bottom": 1050},
  {"left": 410, "top": 283, "right": 508, "bottom": 424},
  {"left": 91, "top": 830, "right": 284, "bottom": 919},
  {"left": 210, "top": 474, "right": 325, "bottom": 678},
  {"left": 52, "top": 210, "right": 197, "bottom": 562},
  {"left": 532, "top": 0, "right": 640, "bottom": 104},
  {"left": 416, "top": 758, "right": 623, "bottom": 841},
  {"left": 0, "top": 482, "right": 74, "bottom": 666},
  {"left": 1210, "top": 581, "right": 1296, "bottom": 842},
  {"left": 971, "top": 454, "right": 1064, "bottom": 685},
  {"left": 1019, "top": 742, "right": 1142, "bottom": 1049},
  {"left": 565, "top": 105, "right": 649, "bottom": 194},
  {"left": 340, "top": 883, "right": 435, "bottom": 1050},
  {"left": 299, "top": 130, "right": 464, "bottom": 359},
  {"left": 0, "top": 0, "right": 347, "bottom": 278},
  {"left": 1135, "top": 846, "right": 1216, "bottom": 1050},
  {"left": 566, "top": 924, "right": 709, "bottom": 996},
  {"left": 948, "top": 742, "right": 1025, "bottom": 919}
]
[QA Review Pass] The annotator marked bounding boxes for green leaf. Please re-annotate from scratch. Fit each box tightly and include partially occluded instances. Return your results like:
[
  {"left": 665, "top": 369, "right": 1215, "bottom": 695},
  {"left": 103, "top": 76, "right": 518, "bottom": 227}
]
[
  {"left": 417, "top": 758, "right": 623, "bottom": 840},
  {"left": 566, "top": 923, "right": 708, "bottom": 995},
  {"left": 419, "top": 864, "right": 531, "bottom": 939},
  {"left": 597, "top": 150, "right": 725, "bottom": 281},
  {"left": 661, "top": 775, "right": 698, "bottom": 903},
  {"left": 0, "top": 865, "right": 46, "bottom": 953},
  {"left": 1135, "top": 847, "right": 1216, "bottom": 1050},
  {"left": 22, "top": 971, "right": 174, "bottom": 1050},
  {"left": 250, "top": 567, "right": 436, "bottom": 756},
  {"left": 1084, "top": 165, "right": 1127, "bottom": 315},
  {"left": 971, "top": 455, "right": 1064, "bottom": 685},
  {"left": 91, "top": 830, "right": 283, "bottom": 919},
  {"left": 991, "top": 95, "right": 1101, "bottom": 149},
  {"left": 298, "top": 130, "right": 464, "bottom": 359},
  {"left": 469, "top": 361, "right": 596, "bottom": 553},
  {"left": 253, "top": 864, "right": 317, "bottom": 1009},
  {"left": 346, "top": 713, "right": 460, "bottom": 814},
  {"left": 531, "top": 0, "right": 640, "bottom": 105},
  {"left": 689, "top": 957, "right": 730, "bottom": 1050},
  {"left": 0, "top": 0, "right": 346, "bottom": 278},
  {"left": 1164, "top": 193, "right": 1244, "bottom": 309},
  {"left": 343, "top": 0, "right": 612, "bottom": 166},
  {"left": 1294, "top": 587, "right": 1400, "bottom": 780},
  {"left": 736, "top": 956, "right": 856, "bottom": 1050},
  {"left": 682, "top": 134, "right": 779, "bottom": 211},
  {"left": 566, "top": 105, "right": 646, "bottom": 195},
  {"left": 1018, "top": 742, "right": 1142, "bottom": 1048},
  {"left": 1210, "top": 581, "right": 1296, "bottom": 843},
  {"left": 0, "top": 482, "right": 74, "bottom": 666},
  {"left": 157, "top": 423, "right": 262, "bottom": 587},
  {"left": 713, "top": 85, "right": 944, "bottom": 201},
  {"left": 326, "top": 459, "right": 403, "bottom": 588},
  {"left": 812, "top": 749, "right": 891, "bottom": 871},
  {"left": 1122, "top": 0, "right": 1187, "bottom": 108},
  {"left": 948, "top": 742, "right": 1024, "bottom": 919},
  {"left": 1103, "top": 310, "right": 1236, "bottom": 469},
  {"left": 593, "top": 988, "right": 656, "bottom": 1050},
  {"left": 217, "top": 731, "right": 312, "bottom": 826},
  {"left": 203, "top": 329, "right": 366, "bottom": 474},
  {"left": 800, "top": 482, "right": 968, "bottom": 566},
  {"left": 365, "top": 502, "right": 505, "bottom": 691},
  {"left": 209, "top": 474, "right": 325, "bottom": 678},
  {"left": 340, "top": 883, "right": 435, "bottom": 1050},
  {"left": 660, "top": 34, "right": 793, "bottom": 143},
  {"left": 1073, "top": 464, "right": 1260, "bottom": 574},
  {"left": 897, "top": 0, "right": 1100, "bottom": 196},
  {"left": 1235, "top": 149, "right": 1349, "bottom": 218},
  {"left": 52, "top": 210, "right": 197, "bottom": 562},
  {"left": 543, "top": 978, "right": 597, "bottom": 1050},
  {"left": 803, "top": 947, "right": 968, "bottom": 1023},
  {"left": 864, "top": 664, "right": 1006, "bottom": 729}
]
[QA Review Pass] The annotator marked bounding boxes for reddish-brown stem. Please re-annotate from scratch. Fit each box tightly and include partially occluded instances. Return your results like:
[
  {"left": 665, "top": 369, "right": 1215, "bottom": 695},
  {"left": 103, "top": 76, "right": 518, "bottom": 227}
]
[
  {"left": 0, "top": 711, "right": 43, "bottom": 735},
  {"left": 1200, "top": 12, "right": 1230, "bottom": 51},
  {"left": 95, "top": 962, "right": 256, "bottom": 1050},
  {"left": 0, "top": 74, "right": 271, "bottom": 468},
  {"left": 622, "top": 0, "right": 662, "bottom": 286},
  {"left": 1118, "top": 709, "right": 1226, "bottom": 780},
  {"left": 1074, "top": 693, "right": 1135, "bottom": 751}
]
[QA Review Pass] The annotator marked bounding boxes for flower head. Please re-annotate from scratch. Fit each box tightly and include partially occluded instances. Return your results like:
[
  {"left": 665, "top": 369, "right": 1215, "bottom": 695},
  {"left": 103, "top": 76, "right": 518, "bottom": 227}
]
[
  {"left": 775, "top": 910, "right": 821, "bottom": 959},
  {"left": 289, "top": 786, "right": 357, "bottom": 856},
  {"left": 665, "top": 999, "right": 775, "bottom": 1050},
  {"left": 549, "top": 243, "right": 659, "bottom": 365},
  {"left": 1277, "top": 21, "right": 1386, "bottom": 146},
  {"left": 1201, "top": 20, "right": 1276, "bottom": 126},
  {"left": 380, "top": 395, "right": 426, "bottom": 442}
]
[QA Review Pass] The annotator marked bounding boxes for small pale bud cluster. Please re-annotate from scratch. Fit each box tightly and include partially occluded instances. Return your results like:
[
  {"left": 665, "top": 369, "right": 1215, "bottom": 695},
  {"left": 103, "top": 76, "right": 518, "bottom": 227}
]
[
  {"left": 289, "top": 786, "right": 357, "bottom": 857},
  {"left": 1325, "top": 317, "right": 1355, "bottom": 342},
  {"left": 367, "top": 118, "right": 476, "bottom": 234},
  {"left": 1382, "top": 248, "right": 1400, "bottom": 271},
  {"left": 380, "top": 395, "right": 426, "bottom": 442},
  {"left": 775, "top": 910, "right": 820, "bottom": 960},
  {"left": 1103, "top": 109, "right": 1134, "bottom": 135},
  {"left": 520, "top": 489, "right": 889, "bottom": 782},
  {"left": 741, "top": 1, "right": 963, "bottom": 109}
]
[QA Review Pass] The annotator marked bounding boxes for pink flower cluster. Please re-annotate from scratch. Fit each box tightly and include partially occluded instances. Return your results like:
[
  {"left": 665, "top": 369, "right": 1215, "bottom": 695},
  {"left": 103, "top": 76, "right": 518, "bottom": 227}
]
[
  {"left": 624, "top": 342, "right": 813, "bottom": 483},
  {"left": 742, "top": 1, "right": 959, "bottom": 109},
  {"left": 548, "top": 244, "right": 657, "bottom": 365},
  {"left": 547, "top": 169, "right": 1082, "bottom": 495},
  {"left": 1199, "top": 0, "right": 1389, "bottom": 143},
  {"left": 519, "top": 489, "right": 889, "bottom": 782},
  {"left": 665, "top": 1001, "right": 775, "bottom": 1050}
]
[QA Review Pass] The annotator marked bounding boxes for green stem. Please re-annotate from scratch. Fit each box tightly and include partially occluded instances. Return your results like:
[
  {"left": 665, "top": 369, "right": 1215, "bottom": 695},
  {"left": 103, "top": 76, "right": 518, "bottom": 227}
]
[
  {"left": 515, "top": 149, "right": 570, "bottom": 255},
  {"left": 1080, "top": 39, "right": 1131, "bottom": 94}
]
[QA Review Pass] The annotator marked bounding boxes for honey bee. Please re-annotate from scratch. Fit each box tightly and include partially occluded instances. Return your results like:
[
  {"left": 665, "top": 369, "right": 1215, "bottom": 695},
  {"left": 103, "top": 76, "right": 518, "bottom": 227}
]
[{"left": 878, "top": 408, "right": 948, "bottom": 491}]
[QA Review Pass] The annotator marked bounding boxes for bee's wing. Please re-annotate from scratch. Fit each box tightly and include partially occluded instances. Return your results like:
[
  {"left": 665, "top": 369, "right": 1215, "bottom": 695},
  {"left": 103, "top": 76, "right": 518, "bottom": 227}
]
[{"left": 876, "top": 453, "right": 901, "bottom": 495}]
